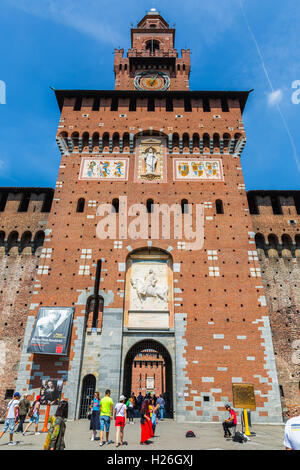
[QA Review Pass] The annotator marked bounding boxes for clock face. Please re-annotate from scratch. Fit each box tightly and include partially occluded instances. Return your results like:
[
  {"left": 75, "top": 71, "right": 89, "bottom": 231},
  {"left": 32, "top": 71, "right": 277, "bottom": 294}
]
[{"left": 134, "top": 71, "right": 170, "bottom": 91}]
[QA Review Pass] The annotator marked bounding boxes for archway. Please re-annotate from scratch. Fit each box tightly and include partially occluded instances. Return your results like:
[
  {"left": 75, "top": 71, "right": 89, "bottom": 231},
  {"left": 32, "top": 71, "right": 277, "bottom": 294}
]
[
  {"left": 79, "top": 374, "right": 96, "bottom": 419},
  {"left": 123, "top": 339, "right": 173, "bottom": 418}
]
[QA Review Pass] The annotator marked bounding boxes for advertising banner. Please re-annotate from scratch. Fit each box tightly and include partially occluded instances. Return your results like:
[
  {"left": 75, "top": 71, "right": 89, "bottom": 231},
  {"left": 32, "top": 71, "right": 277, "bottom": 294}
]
[
  {"left": 27, "top": 307, "right": 74, "bottom": 355},
  {"left": 40, "top": 379, "right": 64, "bottom": 405}
]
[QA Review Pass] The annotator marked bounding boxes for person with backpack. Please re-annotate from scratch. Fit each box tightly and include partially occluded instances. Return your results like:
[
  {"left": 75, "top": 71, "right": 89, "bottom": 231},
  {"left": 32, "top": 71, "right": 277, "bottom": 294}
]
[
  {"left": 126, "top": 393, "right": 135, "bottom": 424},
  {"left": 156, "top": 394, "right": 165, "bottom": 421},
  {"left": 114, "top": 395, "right": 127, "bottom": 447},
  {"left": 222, "top": 403, "right": 237, "bottom": 438},
  {"left": 0, "top": 392, "right": 20, "bottom": 446},
  {"left": 149, "top": 398, "right": 159, "bottom": 436},
  {"left": 23, "top": 395, "right": 41, "bottom": 435},
  {"left": 16, "top": 393, "right": 31, "bottom": 433},
  {"left": 43, "top": 400, "right": 68, "bottom": 450},
  {"left": 89, "top": 391, "right": 101, "bottom": 441}
]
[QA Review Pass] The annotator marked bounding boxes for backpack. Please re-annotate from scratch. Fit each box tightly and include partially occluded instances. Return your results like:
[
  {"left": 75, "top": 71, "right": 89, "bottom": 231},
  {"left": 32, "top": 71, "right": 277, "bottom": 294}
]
[
  {"left": 28, "top": 401, "right": 36, "bottom": 418},
  {"left": 232, "top": 431, "right": 247, "bottom": 443}
]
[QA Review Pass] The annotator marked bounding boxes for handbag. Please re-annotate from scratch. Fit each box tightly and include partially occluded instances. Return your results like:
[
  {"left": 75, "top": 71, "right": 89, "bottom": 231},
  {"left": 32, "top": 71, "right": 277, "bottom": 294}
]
[{"left": 87, "top": 411, "right": 91, "bottom": 420}]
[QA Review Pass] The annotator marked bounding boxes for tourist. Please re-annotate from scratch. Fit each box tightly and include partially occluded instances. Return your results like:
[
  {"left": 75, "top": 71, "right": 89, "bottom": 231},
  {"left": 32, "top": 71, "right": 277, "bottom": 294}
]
[
  {"left": 0, "top": 392, "right": 20, "bottom": 446},
  {"left": 137, "top": 392, "right": 144, "bottom": 412},
  {"left": 23, "top": 395, "right": 41, "bottom": 435},
  {"left": 140, "top": 399, "right": 153, "bottom": 445},
  {"left": 114, "top": 395, "right": 127, "bottom": 447},
  {"left": 16, "top": 393, "right": 31, "bottom": 433},
  {"left": 43, "top": 400, "right": 68, "bottom": 450},
  {"left": 284, "top": 382, "right": 300, "bottom": 450},
  {"left": 127, "top": 392, "right": 135, "bottom": 424},
  {"left": 150, "top": 398, "right": 159, "bottom": 436},
  {"left": 222, "top": 404, "right": 237, "bottom": 438},
  {"left": 156, "top": 394, "right": 165, "bottom": 421},
  {"left": 99, "top": 389, "right": 113, "bottom": 447},
  {"left": 89, "top": 391, "right": 101, "bottom": 441}
]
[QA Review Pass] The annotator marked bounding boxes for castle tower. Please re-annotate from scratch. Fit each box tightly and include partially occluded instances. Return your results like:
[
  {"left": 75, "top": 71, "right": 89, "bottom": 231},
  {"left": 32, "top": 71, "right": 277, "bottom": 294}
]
[{"left": 15, "top": 9, "right": 282, "bottom": 423}]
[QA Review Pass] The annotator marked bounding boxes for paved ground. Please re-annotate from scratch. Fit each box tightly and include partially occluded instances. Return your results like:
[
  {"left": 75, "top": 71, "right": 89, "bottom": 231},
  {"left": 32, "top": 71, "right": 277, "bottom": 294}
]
[{"left": 0, "top": 418, "right": 286, "bottom": 450}]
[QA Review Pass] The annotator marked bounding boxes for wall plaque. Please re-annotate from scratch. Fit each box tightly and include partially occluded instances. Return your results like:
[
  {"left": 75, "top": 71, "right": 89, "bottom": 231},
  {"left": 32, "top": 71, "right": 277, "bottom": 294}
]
[{"left": 232, "top": 383, "right": 256, "bottom": 410}]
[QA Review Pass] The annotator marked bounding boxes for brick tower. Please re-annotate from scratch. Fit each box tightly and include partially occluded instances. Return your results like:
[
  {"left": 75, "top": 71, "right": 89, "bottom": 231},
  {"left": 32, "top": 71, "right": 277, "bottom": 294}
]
[{"left": 16, "top": 9, "right": 282, "bottom": 423}]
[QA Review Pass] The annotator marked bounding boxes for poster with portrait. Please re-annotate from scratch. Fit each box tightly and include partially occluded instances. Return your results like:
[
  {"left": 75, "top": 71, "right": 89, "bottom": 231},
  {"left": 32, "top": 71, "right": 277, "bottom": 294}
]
[
  {"left": 40, "top": 379, "right": 64, "bottom": 405},
  {"left": 27, "top": 307, "right": 74, "bottom": 355}
]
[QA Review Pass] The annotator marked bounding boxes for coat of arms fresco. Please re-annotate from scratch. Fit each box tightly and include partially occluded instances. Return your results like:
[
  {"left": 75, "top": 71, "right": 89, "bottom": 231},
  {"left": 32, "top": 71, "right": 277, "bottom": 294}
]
[
  {"left": 79, "top": 157, "right": 129, "bottom": 181},
  {"left": 173, "top": 159, "right": 223, "bottom": 181}
]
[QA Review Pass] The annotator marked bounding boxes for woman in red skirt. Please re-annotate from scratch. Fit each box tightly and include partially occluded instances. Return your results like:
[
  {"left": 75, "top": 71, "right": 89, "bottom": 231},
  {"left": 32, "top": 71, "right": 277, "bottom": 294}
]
[
  {"left": 140, "top": 399, "right": 153, "bottom": 445},
  {"left": 114, "top": 395, "right": 127, "bottom": 447}
]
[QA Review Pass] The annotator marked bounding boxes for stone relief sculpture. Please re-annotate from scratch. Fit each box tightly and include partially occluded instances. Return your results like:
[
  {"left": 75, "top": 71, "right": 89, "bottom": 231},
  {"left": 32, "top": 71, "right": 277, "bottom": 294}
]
[{"left": 130, "top": 268, "right": 168, "bottom": 307}]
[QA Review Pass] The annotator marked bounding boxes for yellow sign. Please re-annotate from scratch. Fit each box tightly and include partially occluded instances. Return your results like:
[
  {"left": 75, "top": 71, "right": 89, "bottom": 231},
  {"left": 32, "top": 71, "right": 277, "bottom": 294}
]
[{"left": 232, "top": 383, "right": 256, "bottom": 411}]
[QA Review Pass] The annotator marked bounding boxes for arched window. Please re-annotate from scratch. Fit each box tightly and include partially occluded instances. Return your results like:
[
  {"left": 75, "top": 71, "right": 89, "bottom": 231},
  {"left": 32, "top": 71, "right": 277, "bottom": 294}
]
[
  {"left": 203, "top": 133, "right": 210, "bottom": 152},
  {"left": 181, "top": 199, "right": 188, "bottom": 214},
  {"left": 71, "top": 132, "right": 79, "bottom": 151},
  {"left": 146, "top": 199, "right": 154, "bottom": 213},
  {"left": 34, "top": 231, "right": 45, "bottom": 253},
  {"left": 282, "top": 234, "right": 293, "bottom": 257},
  {"left": 268, "top": 234, "right": 279, "bottom": 257},
  {"left": 112, "top": 133, "right": 119, "bottom": 152},
  {"left": 255, "top": 233, "right": 266, "bottom": 257},
  {"left": 7, "top": 231, "right": 18, "bottom": 252},
  {"left": 123, "top": 133, "right": 130, "bottom": 152},
  {"left": 112, "top": 198, "right": 119, "bottom": 213},
  {"left": 192, "top": 133, "right": 200, "bottom": 153},
  {"left": 182, "top": 133, "right": 189, "bottom": 153},
  {"left": 102, "top": 132, "right": 109, "bottom": 152},
  {"left": 213, "top": 133, "right": 220, "bottom": 152},
  {"left": 76, "top": 198, "right": 85, "bottom": 213},
  {"left": 20, "top": 231, "right": 32, "bottom": 252},
  {"left": 215, "top": 199, "right": 224, "bottom": 214},
  {"left": 82, "top": 132, "right": 89, "bottom": 152},
  {"left": 145, "top": 39, "right": 160, "bottom": 53},
  {"left": 172, "top": 133, "right": 179, "bottom": 152},
  {"left": 255, "top": 233, "right": 265, "bottom": 250}
]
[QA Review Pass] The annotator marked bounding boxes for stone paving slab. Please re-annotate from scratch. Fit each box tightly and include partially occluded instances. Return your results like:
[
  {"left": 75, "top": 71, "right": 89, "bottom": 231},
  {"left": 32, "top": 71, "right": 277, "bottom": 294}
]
[{"left": 0, "top": 419, "right": 286, "bottom": 451}]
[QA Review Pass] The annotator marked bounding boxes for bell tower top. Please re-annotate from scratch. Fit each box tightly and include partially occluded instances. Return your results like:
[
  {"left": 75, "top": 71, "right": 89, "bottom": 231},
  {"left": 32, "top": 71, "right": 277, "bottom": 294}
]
[{"left": 114, "top": 10, "right": 190, "bottom": 91}]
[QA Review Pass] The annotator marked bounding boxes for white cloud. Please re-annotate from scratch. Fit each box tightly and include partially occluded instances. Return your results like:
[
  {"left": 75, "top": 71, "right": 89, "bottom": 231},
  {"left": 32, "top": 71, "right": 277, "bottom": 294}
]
[{"left": 267, "top": 89, "right": 283, "bottom": 106}]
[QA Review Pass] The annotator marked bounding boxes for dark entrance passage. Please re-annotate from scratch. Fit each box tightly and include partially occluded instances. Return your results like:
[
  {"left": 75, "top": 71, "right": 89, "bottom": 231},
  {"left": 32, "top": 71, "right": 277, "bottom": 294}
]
[
  {"left": 79, "top": 374, "right": 96, "bottom": 419},
  {"left": 123, "top": 339, "right": 173, "bottom": 418}
]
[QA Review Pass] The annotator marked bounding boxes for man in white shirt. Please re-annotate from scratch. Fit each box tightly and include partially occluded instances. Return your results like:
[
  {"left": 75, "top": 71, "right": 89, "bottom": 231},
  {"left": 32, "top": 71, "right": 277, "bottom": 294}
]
[
  {"left": 0, "top": 392, "right": 20, "bottom": 446},
  {"left": 284, "top": 384, "right": 300, "bottom": 450}
]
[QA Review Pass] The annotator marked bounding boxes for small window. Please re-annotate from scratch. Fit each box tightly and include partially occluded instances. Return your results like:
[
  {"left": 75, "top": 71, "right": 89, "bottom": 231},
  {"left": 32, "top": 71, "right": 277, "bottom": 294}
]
[
  {"left": 5, "top": 389, "right": 14, "bottom": 400},
  {"left": 181, "top": 199, "right": 189, "bottom": 214},
  {"left": 112, "top": 198, "right": 119, "bottom": 213},
  {"left": 146, "top": 199, "right": 154, "bottom": 213},
  {"left": 76, "top": 198, "right": 85, "bottom": 213},
  {"left": 216, "top": 199, "right": 224, "bottom": 214},
  {"left": 203, "top": 396, "right": 210, "bottom": 402}
]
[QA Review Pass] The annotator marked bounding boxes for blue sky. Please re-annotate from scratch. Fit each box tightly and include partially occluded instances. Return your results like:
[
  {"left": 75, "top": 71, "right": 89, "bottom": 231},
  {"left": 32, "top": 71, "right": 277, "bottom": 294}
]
[{"left": 0, "top": 0, "right": 299, "bottom": 190}]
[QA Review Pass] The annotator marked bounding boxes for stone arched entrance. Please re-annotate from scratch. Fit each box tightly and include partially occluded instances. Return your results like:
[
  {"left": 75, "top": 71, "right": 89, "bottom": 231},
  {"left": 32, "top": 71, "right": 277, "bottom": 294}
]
[
  {"left": 123, "top": 339, "right": 173, "bottom": 418},
  {"left": 79, "top": 374, "right": 96, "bottom": 419}
]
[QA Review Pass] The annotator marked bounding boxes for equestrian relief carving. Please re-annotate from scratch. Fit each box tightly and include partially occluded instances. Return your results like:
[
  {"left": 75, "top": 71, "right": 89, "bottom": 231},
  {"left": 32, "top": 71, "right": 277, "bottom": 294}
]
[{"left": 130, "top": 268, "right": 168, "bottom": 310}]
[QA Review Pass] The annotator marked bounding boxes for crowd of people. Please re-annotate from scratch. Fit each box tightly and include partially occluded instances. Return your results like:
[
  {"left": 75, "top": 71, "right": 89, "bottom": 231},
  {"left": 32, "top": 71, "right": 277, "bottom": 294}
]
[
  {"left": 88, "top": 390, "right": 166, "bottom": 447},
  {"left": 1, "top": 385, "right": 300, "bottom": 450},
  {"left": 0, "top": 392, "right": 68, "bottom": 449}
]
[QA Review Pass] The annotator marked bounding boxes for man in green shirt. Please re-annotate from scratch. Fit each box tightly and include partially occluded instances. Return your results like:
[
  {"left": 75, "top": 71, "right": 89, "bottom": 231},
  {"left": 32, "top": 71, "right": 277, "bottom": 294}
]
[{"left": 99, "top": 389, "right": 113, "bottom": 446}]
